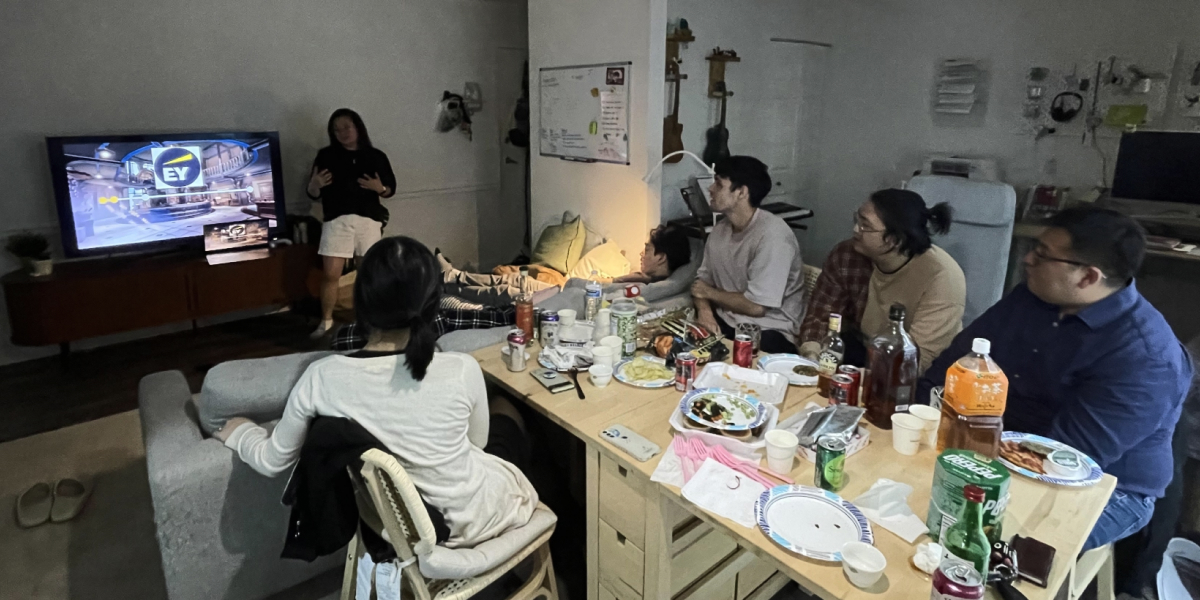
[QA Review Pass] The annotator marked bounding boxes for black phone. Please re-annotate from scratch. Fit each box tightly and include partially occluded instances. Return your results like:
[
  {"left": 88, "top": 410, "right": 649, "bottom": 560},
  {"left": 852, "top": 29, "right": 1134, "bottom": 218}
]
[{"left": 530, "top": 368, "right": 574, "bottom": 394}]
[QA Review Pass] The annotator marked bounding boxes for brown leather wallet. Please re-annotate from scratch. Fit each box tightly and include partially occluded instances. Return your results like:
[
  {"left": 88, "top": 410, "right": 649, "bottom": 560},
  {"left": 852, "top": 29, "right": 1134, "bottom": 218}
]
[{"left": 1010, "top": 535, "right": 1056, "bottom": 588}]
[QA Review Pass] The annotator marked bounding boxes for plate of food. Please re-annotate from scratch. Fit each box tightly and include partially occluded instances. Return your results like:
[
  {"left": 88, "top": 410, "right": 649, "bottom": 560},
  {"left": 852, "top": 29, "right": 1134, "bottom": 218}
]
[
  {"left": 756, "top": 354, "right": 819, "bottom": 386},
  {"left": 755, "top": 485, "right": 873, "bottom": 562},
  {"left": 613, "top": 356, "right": 676, "bottom": 388},
  {"left": 997, "top": 432, "right": 1103, "bottom": 487},
  {"left": 678, "top": 388, "right": 767, "bottom": 431}
]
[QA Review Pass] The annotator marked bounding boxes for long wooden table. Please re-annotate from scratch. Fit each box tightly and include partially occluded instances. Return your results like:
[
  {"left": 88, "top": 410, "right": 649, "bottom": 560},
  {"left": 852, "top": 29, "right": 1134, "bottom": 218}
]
[{"left": 472, "top": 343, "right": 1116, "bottom": 600}]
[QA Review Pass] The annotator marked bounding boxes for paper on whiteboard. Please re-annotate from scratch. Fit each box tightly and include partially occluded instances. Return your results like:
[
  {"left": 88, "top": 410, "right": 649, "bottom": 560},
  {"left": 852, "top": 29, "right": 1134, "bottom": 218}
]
[{"left": 598, "top": 91, "right": 628, "bottom": 162}]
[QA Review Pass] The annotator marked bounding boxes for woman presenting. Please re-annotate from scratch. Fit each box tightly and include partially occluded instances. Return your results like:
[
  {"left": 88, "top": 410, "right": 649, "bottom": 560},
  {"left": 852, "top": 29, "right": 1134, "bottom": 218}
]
[{"left": 307, "top": 108, "right": 397, "bottom": 338}]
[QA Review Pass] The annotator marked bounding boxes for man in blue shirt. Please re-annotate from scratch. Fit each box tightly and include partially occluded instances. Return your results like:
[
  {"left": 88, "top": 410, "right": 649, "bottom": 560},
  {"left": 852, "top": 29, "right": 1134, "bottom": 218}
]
[{"left": 920, "top": 207, "right": 1192, "bottom": 551}]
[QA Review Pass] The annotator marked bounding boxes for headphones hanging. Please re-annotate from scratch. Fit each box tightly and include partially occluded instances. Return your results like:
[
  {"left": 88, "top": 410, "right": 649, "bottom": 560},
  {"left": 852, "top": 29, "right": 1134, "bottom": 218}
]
[{"left": 1050, "top": 91, "right": 1083, "bottom": 123}]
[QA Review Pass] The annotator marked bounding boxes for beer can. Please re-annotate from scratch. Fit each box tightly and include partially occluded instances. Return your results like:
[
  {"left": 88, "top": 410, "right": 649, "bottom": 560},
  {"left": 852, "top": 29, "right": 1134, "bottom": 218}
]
[
  {"left": 814, "top": 434, "right": 847, "bottom": 491},
  {"left": 506, "top": 329, "right": 527, "bottom": 372},
  {"left": 733, "top": 334, "right": 754, "bottom": 368},
  {"left": 829, "top": 374, "right": 855, "bottom": 406},
  {"left": 837, "top": 365, "right": 862, "bottom": 406},
  {"left": 539, "top": 311, "right": 560, "bottom": 348},
  {"left": 931, "top": 558, "right": 985, "bottom": 600},
  {"left": 675, "top": 352, "right": 698, "bottom": 392}
]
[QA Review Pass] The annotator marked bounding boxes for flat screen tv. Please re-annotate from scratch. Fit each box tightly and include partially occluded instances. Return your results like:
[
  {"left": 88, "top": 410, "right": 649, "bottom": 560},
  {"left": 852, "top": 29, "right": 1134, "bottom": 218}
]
[{"left": 46, "top": 132, "right": 287, "bottom": 257}]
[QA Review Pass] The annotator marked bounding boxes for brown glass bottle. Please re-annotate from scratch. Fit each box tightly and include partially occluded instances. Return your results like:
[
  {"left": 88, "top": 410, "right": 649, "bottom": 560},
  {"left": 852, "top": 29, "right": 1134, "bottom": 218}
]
[{"left": 863, "top": 304, "right": 920, "bottom": 430}]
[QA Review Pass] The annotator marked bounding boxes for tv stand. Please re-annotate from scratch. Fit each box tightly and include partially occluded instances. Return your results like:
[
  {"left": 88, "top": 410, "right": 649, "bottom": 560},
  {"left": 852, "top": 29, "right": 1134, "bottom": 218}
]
[{"left": 2, "top": 245, "right": 317, "bottom": 354}]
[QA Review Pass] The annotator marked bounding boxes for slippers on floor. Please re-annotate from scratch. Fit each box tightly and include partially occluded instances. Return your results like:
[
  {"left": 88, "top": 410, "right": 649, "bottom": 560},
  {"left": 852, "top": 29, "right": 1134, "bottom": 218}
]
[
  {"left": 15, "top": 482, "right": 53, "bottom": 528},
  {"left": 50, "top": 478, "right": 91, "bottom": 523}
]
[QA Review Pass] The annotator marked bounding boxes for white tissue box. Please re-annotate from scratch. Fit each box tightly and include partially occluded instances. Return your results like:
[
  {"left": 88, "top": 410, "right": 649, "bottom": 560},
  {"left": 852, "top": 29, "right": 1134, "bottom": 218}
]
[{"left": 797, "top": 426, "right": 871, "bottom": 463}]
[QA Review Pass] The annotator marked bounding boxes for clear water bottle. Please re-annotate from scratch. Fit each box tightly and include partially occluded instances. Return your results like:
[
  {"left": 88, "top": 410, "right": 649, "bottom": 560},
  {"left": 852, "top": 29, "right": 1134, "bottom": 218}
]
[{"left": 584, "top": 270, "right": 602, "bottom": 322}]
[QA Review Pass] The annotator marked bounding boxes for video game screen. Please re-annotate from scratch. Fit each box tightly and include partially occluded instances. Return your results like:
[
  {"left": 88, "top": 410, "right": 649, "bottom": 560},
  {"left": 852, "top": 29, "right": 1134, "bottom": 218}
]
[
  {"left": 52, "top": 136, "right": 280, "bottom": 252},
  {"left": 204, "top": 220, "right": 269, "bottom": 252}
]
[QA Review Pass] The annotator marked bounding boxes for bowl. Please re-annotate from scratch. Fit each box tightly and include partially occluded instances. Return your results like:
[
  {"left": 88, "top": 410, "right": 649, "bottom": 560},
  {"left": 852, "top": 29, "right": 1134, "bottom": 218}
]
[
  {"left": 841, "top": 541, "right": 886, "bottom": 588},
  {"left": 588, "top": 364, "right": 613, "bottom": 388},
  {"left": 1045, "top": 449, "right": 1082, "bottom": 477}
]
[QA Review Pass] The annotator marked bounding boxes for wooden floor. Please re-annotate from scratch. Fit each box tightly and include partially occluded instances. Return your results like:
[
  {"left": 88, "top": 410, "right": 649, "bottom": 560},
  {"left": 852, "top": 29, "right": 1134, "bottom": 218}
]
[{"left": 0, "top": 312, "right": 321, "bottom": 443}]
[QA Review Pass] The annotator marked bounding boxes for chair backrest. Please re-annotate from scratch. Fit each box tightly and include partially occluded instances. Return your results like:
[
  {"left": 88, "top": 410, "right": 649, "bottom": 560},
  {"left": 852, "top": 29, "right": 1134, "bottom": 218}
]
[
  {"left": 801, "top": 264, "right": 822, "bottom": 311},
  {"left": 905, "top": 175, "right": 1017, "bottom": 326}
]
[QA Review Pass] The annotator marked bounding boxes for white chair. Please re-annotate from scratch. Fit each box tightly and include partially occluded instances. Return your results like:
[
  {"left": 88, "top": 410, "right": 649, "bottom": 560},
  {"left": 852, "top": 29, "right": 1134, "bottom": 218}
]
[
  {"left": 801, "top": 264, "right": 822, "bottom": 310},
  {"left": 1158, "top": 537, "right": 1200, "bottom": 600},
  {"left": 1065, "top": 544, "right": 1115, "bottom": 600},
  {"left": 342, "top": 449, "right": 559, "bottom": 600},
  {"left": 905, "top": 175, "right": 1017, "bottom": 327}
]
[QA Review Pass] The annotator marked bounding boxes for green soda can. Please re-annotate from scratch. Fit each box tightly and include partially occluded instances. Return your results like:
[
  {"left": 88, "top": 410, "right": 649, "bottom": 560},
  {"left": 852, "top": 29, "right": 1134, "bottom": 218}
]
[
  {"left": 814, "top": 435, "right": 847, "bottom": 491},
  {"left": 927, "top": 449, "right": 1011, "bottom": 544}
]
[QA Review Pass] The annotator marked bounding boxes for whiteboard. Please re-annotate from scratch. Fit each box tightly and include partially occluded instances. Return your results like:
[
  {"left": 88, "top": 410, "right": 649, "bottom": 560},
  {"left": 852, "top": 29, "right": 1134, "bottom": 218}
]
[{"left": 539, "top": 62, "right": 631, "bottom": 164}]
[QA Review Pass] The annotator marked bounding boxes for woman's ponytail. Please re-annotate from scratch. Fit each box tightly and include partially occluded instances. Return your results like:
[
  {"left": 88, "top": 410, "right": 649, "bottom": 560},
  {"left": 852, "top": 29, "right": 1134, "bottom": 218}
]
[{"left": 354, "top": 236, "right": 444, "bottom": 381}]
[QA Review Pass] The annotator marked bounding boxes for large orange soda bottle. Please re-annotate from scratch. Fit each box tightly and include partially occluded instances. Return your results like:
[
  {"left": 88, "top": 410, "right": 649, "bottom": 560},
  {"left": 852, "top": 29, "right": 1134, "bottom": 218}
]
[{"left": 937, "top": 338, "right": 1008, "bottom": 459}]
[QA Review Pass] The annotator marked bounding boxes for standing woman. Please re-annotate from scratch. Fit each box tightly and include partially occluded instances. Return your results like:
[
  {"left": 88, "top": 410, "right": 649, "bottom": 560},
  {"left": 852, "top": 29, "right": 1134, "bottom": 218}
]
[{"left": 308, "top": 108, "right": 397, "bottom": 338}]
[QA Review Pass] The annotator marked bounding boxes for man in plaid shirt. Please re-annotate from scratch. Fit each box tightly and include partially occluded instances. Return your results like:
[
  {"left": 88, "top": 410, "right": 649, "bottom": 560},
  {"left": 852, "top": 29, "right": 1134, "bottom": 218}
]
[
  {"left": 797, "top": 239, "right": 873, "bottom": 363},
  {"left": 333, "top": 295, "right": 515, "bottom": 351}
]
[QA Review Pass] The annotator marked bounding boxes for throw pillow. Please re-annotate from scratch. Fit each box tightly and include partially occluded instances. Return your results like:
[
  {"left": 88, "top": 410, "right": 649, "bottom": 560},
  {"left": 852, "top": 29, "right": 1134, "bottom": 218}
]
[
  {"left": 563, "top": 210, "right": 606, "bottom": 256},
  {"left": 530, "top": 215, "right": 584, "bottom": 273},
  {"left": 567, "top": 240, "right": 632, "bottom": 280}
]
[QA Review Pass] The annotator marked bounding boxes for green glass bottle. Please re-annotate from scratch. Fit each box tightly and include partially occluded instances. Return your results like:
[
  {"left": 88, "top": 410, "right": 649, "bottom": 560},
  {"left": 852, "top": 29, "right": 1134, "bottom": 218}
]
[{"left": 943, "top": 484, "right": 991, "bottom": 576}]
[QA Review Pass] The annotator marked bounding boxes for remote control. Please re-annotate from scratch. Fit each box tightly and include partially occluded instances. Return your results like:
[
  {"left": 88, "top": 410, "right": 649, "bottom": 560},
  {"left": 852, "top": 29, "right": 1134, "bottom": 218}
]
[{"left": 600, "top": 425, "right": 661, "bottom": 462}]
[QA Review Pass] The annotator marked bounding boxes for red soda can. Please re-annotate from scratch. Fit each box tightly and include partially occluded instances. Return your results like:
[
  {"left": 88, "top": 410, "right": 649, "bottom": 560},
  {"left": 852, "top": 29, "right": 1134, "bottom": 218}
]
[
  {"left": 931, "top": 558, "right": 985, "bottom": 600},
  {"left": 837, "top": 365, "right": 862, "bottom": 406},
  {"left": 733, "top": 334, "right": 754, "bottom": 368},
  {"left": 829, "top": 374, "right": 855, "bottom": 406},
  {"left": 675, "top": 352, "right": 698, "bottom": 392}
]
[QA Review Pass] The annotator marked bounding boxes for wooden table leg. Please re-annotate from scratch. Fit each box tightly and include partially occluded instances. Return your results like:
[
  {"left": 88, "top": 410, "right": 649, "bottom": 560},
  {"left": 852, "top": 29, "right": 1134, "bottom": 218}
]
[
  {"left": 642, "top": 483, "right": 674, "bottom": 600},
  {"left": 586, "top": 446, "right": 600, "bottom": 600}
]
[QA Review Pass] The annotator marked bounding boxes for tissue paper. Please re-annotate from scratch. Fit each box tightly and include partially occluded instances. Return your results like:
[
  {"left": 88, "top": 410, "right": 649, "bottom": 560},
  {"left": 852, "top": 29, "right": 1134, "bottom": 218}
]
[{"left": 853, "top": 479, "right": 929, "bottom": 543}]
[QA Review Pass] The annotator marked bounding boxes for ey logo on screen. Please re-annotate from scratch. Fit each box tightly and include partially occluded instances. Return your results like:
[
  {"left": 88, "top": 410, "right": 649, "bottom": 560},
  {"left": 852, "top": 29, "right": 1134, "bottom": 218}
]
[{"left": 150, "top": 146, "right": 205, "bottom": 190}]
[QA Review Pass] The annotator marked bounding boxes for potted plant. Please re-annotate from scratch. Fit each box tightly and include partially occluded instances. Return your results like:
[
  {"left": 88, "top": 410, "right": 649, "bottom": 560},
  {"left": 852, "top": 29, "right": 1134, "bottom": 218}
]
[{"left": 5, "top": 232, "right": 53, "bottom": 277}]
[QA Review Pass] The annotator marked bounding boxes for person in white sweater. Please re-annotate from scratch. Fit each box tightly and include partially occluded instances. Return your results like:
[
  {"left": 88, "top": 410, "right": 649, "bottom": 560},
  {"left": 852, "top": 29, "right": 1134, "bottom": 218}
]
[{"left": 214, "top": 236, "right": 538, "bottom": 548}]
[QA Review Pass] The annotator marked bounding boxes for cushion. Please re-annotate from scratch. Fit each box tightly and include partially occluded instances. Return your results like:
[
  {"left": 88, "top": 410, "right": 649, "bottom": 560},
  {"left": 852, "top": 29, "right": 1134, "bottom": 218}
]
[
  {"left": 197, "top": 351, "right": 335, "bottom": 434},
  {"left": 531, "top": 215, "right": 584, "bottom": 274},
  {"left": 418, "top": 506, "right": 557, "bottom": 580},
  {"left": 564, "top": 210, "right": 606, "bottom": 256},
  {"left": 567, "top": 240, "right": 632, "bottom": 280}
]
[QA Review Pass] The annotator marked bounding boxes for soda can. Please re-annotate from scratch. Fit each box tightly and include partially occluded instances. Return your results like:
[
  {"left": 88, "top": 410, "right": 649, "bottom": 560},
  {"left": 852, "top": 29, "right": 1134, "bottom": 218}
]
[
  {"left": 675, "top": 352, "right": 698, "bottom": 392},
  {"left": 611, "top": 300, "right": 639, "bottom": 358},
  {"left": 931, "top": 558, "right": 985, "bottom": 600},
  {"left": 837, "top": 365, "right": 862, "bottom": 406},
  {"left": 539, "top": 311, "right": 560, "bottom": 348},
  {"left": 506, "top": 329, "right": 527, "bottom": 372},
  {"left": 829, "top": 374, "right": 855, "bottom": 406},
  {"left": 814, "top": 434, "right": 847, "bottom": 491},
  {"left": 623, "top": 283, "right": 643, "bottom": 298},
  {"left": 733, "top": 334, "right": 754, "bottom": 368}
]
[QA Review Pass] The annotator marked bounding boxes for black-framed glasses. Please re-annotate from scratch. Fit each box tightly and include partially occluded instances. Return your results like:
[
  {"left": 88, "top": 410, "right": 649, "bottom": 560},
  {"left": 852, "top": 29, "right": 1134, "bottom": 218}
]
[
  {"left": 852, "top": 211, "right": 883, "bottom": 234},
  {"left": 1030, "top": 247, "right": 1108, "bottom": 278}
]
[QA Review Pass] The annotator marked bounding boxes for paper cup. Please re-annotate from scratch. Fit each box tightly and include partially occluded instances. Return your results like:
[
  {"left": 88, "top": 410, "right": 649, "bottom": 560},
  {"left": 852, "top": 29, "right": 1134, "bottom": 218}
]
[
  {"left": 558, "top": 309, "right": 577, "bottom": 327},
  {"left": 588, "top": 364, "right": 613, "bottom": 388},
  {"left": 764, "top": 429, "right": 799, "bottom": 474},
  {"left": 890, "top": 413, "right": 924, "bottom": 456},
  {"left": 907, "top": 405, "right": 941, "bottom": 448},
  {"left": 591, "top": 345, "right": 615, "bottom": 368},
  {"left": 841, "top": 542, "right": 886, "bottom": 588},
  {"left": 599, "top": 336, "right": 623, "bottom": 352}
]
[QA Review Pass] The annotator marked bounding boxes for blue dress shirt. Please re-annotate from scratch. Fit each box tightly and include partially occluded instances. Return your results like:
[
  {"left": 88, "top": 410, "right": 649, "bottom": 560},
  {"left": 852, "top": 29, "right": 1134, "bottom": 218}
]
[{"left": 919, "top": 281, "right": 1192, "bottom": 498}]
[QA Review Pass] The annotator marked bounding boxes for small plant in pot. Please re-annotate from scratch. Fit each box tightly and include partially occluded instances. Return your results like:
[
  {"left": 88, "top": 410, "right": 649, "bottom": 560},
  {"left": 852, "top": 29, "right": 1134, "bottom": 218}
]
[{"left": 5, "top": 232, "right": 53, "bottom": 277}]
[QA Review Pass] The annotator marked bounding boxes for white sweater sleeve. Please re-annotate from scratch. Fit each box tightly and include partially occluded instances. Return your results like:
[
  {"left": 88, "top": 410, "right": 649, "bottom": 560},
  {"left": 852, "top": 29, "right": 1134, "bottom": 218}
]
[
  {"left": 462, "top": 357, "right": 491, "bottom": 449},
  {"left": 224, "top": 367, "right": 320, "bottom": 477}
]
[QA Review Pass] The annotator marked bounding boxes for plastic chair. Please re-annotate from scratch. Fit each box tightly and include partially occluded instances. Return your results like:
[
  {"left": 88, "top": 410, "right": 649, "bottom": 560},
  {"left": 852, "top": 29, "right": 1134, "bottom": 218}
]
[
  {"left": 341, "top": 449, "right": 559, "bottom": 600},
  {"left": 1065, "top": 544, "right": 1115, "bottom": 600},
  {"left": 801, "top": 264, "right": 822, "bottom": 310},
  {"left": 1158, "top": 537, "right": 1200, "bottom": 600}
]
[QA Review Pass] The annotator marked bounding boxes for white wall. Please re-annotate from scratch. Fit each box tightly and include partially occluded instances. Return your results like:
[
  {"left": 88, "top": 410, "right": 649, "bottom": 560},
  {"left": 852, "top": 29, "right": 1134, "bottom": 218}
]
[
  {"left": 662, "top": 0, "right": 1200, "bottom": 263},
  {"left": 0, "top": 0, "right": 527, "bottom": 366},
  {"left": 528, "top": 0, "right": 668, "bottom": 258}
]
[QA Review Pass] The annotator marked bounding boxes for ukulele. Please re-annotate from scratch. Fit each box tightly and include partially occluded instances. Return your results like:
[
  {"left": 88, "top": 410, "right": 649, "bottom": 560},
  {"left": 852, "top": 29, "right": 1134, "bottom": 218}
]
[
  {"left": 663, "top": 60, "right": 685, "bottom": 163},
  {"left": 702, "top": 82, "right": 732, "bottom": 167}
]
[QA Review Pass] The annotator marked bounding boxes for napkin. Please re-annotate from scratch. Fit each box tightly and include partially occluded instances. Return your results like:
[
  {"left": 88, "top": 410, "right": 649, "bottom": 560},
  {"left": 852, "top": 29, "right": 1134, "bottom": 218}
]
[
  {"left": 852, "top": 478, "right": 929, "bottom": 543},
  {"left": 540, "top": 346, "right": 592, "bottom": 370},
  {"left": 681, "top": 458, "right": 766, "bottom": 528},
  {"left": 650, "top": 444, "right": 685, "bottom": 487}
]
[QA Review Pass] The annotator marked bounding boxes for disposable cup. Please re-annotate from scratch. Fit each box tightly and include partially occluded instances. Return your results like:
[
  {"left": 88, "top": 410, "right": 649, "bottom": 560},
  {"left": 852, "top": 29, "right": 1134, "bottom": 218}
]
[
  {"left": 599, "top": 336, "right": 623, "bottom": 352},
  {"left": 764, "top": 429, "right": 799, "bottom": 474},
  {"left": 558, "top": 309, "right": 577, "bottom": 327},
  {"left": 591, "top": 346, "right": 615, "bottom": 369},
  {"left": 841, "top": 542, "right": 886, "bottom": 588},
  {"left": 907, "top": 405, "right": 941, "bottom": 448},
  {"left": 890, "top": 413, "right": 924, "bottom": 456},
  {"left": 588, "top": 364, "right": 613, "bottom": 388}
]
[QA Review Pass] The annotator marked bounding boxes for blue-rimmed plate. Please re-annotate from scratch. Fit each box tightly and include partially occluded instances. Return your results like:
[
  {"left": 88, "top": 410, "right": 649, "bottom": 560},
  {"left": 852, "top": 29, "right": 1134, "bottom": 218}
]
[
  {"left": 998, "top": 432, "right": 1104, "bottom": 487},
  {"left": 755, "top": 485, "right": 873, "bottom": 562},
  {"left": 756, "top": 354, "right": 818, "bottom": 386},
  {"left": 679, "top": 388, "right": 766, "bottom": 431},
  {"left": 613, "top": 357, "right": 675, "bottom": 388}
]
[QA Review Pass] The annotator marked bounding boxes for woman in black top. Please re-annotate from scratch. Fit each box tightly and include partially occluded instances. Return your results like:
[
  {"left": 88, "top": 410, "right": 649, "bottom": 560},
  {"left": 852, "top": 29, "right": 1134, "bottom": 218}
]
[{"left": 307, "top": 109, "right": 397, "bottom": 338}]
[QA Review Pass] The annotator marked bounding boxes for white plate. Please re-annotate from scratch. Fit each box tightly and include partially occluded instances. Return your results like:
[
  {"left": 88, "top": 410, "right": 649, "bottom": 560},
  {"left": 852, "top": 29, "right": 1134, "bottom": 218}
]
[
  {"left": 613, "top": 357, "right": 675, "bottom": 388},
  {"left": 998, "top": 432, "right": 1103, "bottom": 487},
  {"left": 756, "top": 354, "right": 819, "bottom": 386},
  {"left": 678, "top": 388, "right": 767, "bottom": 431},
  {"left": 755, "top": 485, "right": 873, "bottom": 562}
]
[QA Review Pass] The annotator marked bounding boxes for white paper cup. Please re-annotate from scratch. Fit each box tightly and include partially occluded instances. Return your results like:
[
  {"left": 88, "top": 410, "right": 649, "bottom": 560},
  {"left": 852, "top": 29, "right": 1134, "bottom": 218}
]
[
  {"left": 764, "top": 429, "right": 799, "bottom": 474},
  {"left": 589, "top": 364, "right": 613, "bottom": 388},
  {"left": 599, "top": 336, "right": 623, "bottom": 352},
  {"left": 907, "top": 404, "right": 941, "bottom": 448},
  {"left": 591, "top": 345, "right": 615, "bottom": 368},
  {"left": 558, "top": 309, "right": 577, "bottom": 327},
  {"left": 890, "top": 413, "right": 924, "bottom": 456},
  {"left": 841, "top": 541, "right": 886, "bottom": 588}
]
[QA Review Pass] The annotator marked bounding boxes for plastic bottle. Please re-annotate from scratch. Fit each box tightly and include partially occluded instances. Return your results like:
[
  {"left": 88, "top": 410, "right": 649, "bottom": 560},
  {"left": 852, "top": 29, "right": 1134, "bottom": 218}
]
[
  {"left": 584, "top": 270, "right": 602, "bottom": 322},
  {"left": 937, "top": 338, "right": 1008, "bottom": 459}
]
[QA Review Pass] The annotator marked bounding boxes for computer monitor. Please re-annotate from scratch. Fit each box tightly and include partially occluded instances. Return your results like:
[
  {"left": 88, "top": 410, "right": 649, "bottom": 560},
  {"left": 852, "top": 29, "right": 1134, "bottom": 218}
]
[{"left": 1111, "top": 131, "right": 1200, "bottom": 206}]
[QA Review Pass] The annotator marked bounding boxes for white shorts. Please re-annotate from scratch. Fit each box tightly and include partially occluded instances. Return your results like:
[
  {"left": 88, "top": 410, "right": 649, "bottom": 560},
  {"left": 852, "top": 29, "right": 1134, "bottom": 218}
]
[{"left": 319, "top": 215, "right": 383, "bottom": 259}]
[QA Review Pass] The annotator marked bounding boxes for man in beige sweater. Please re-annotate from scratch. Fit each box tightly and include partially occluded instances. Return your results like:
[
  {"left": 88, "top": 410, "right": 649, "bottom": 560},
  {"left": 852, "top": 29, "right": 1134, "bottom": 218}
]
[{"left": 853, "top": 189, "right": 966, "bottom": 374}]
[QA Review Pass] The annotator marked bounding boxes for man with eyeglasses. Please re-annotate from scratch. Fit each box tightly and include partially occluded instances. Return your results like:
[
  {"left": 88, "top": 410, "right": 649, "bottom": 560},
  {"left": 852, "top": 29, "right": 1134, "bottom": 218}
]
[{"left": 920, "top": 207, "right": 1192, "bottom": 551}]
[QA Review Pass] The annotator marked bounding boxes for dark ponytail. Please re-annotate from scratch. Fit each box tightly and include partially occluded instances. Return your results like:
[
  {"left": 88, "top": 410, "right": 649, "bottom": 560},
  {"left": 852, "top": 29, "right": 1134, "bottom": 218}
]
[
  {"left": 869, "top": 189, "right": 954, "bottom": 257},
  {"left": 354, "top": 236, "right": 442, "bottom": 380}
]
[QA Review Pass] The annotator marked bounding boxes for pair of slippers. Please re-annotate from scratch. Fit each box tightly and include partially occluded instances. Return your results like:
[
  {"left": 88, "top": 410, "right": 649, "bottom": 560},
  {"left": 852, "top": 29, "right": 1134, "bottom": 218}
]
[{"left": 15, "top": 479, "right": 91, "bottom": 528}]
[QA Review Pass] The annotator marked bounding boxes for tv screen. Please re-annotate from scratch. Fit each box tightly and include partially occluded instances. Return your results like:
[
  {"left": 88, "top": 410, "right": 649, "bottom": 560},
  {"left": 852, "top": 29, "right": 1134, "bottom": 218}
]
[
  {"left": 46, "top": 132, "right": 287, "bottom": 257},
  {"left": 1111, "top": 130, "right": 1200, "bottom": 206}
]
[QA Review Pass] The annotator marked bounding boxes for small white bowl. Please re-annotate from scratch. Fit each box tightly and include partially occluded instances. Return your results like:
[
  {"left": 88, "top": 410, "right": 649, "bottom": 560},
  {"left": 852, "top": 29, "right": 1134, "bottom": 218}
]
[
  {"left": 1045, "top": 449, "right": 1083, "bottom": 477},
  {"left": 841, "top": 541, "right": 886, "bottom": 589},
  {"left": 589, "top": 364, "right": 614, "bottom": 388}
]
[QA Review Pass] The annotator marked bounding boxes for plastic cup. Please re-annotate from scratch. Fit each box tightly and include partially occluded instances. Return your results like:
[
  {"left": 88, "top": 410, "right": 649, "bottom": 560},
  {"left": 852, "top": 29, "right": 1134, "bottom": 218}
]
[
  {"left": 764, "top": 429, "right": 800, "bottom": 474},
  {"left": 599, "top": 336, "right": 623, "bottom": 352},
  {"left": 841, "top": 541, "right": 886, "bottom": 588},
  {"left": 558, "top": 309, "right": 577, "bottom": 327},
  {"left": 907, "top": 405, "right": 941, "bottom": 448},
  {"left": 890, "top": 413, "right": 924, "bottom": 456},
  {"left": 591, "top": 345, "right": 615, "bottom": 368},
  {"left": 589, "top": 364, "right": 613, "bottom": 388}
]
